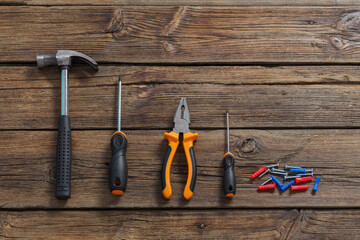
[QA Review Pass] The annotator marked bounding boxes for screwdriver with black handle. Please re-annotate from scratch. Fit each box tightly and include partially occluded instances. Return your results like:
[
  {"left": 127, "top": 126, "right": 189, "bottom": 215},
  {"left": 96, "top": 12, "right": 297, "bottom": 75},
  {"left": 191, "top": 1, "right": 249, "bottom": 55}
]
[
  {"left": 223, "top": 109, "right": 236, "bottom": 197},
  {"left": 109, "top": 75, "right": 128, "bottom": 195}
]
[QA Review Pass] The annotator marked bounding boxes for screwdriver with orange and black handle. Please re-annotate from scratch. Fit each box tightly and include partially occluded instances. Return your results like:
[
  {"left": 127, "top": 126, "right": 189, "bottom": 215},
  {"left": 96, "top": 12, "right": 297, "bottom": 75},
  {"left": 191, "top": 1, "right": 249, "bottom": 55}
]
[
  {"left": 223, "top": 109, "right": 236, "bottom": 197},
  {"left": 109, "top": 75, "right": 128, "bottom": 195}
]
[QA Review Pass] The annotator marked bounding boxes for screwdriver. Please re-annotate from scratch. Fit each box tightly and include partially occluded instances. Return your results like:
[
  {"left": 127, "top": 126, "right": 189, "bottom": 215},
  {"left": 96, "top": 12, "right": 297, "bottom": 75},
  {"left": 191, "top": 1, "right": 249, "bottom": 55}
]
[
  {"left": 109, "top": 75, "right": 128, "bottom": 195},
  {"left": 223, "top": 109, "right": 236, "bottom": 197}
]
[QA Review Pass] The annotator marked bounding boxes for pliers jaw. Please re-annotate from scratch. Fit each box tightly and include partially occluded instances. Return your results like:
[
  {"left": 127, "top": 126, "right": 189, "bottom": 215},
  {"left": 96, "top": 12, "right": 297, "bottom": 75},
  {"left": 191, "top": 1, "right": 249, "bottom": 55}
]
[{"left": 173, "top": 97, "right": 190, "bottom": 134}]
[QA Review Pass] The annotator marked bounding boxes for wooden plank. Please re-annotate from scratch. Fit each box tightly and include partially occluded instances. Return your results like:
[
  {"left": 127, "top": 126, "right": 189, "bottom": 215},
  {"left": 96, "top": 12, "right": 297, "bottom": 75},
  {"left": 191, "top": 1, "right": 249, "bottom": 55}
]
[
  {"left": 1, "top": 6, "right": 360, "bottom": 63},
  {"left": 0, "top": 210, "right": 359, "bottom": 239},
  {"left": 2, "top": 65, "right": 360, "bottom": 129},
  {"left": 0, "top": 210, "right": 299, "bottom": 239},
  {"left": 3, "top": 0, "right": 360, "bottom": 6},
  {"left": 291, "top": 210, "right": 360, "bottom": 240},
  {"left": 0, "top": 129, "right": 359, "bottom": 208},
  {"left": 3, "top": 65, "right": 360, "bottom": 90}
]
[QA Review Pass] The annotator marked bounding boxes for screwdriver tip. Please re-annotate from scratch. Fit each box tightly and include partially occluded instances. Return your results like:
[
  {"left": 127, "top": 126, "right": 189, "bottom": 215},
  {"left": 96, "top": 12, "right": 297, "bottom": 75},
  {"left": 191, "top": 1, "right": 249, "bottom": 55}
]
[
  {"left": 226, "top": 108, "right": 229, "bottom": 114},
  {"left": 118, "top": 74, "right": 122, "bottom": 83}
]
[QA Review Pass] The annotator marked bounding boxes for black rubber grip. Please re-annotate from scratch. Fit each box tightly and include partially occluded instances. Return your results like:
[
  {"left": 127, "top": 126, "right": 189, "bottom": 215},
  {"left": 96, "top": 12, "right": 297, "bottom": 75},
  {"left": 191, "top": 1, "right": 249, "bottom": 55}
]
[
  {"left": 223, "top": 153, "right": 236, "bottom": 196},
  {"left": 189, "top": 146, "right": 197, "bottom": 192},
  {"left": 55, "top": 115, "right": 72, "bottom": 200},
  {"left": 161, "top": 146, "right": 172, "bottom": 191},
  {"left": 109, "top": 132, "right": 128, "bottom": 193}
]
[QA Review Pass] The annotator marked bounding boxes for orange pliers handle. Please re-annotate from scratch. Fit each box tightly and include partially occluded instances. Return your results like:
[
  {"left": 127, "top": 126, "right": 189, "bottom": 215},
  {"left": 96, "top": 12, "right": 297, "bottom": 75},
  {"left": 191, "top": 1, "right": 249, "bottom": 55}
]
[{"left": 161, "top": 131, "right": 199, "bottom": 200}]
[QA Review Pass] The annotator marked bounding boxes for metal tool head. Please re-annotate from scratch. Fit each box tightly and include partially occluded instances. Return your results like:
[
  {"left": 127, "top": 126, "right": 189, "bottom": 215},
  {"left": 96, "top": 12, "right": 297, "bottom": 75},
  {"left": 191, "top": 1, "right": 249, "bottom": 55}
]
[
  {"left": 37, "top": 50, "right": 98, "bottom": 71},
  {"left": 173, "top": 97, "right": 190, "bottom": 134}
]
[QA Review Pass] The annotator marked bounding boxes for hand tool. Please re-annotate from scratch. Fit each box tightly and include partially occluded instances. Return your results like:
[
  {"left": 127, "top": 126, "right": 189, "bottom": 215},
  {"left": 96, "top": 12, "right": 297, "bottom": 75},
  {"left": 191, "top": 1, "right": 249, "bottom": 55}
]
[
  {"left": 312, "top": 176, "right": 321, "bottom": 192},
  {"left": 285, "top": 165, "right": 301, "bottom": 170},
  {"left": 291, "top": 185, "right": 309, "bottom": 191},
  {"left": 162, "top": 98, "right": 198, "bottom": 200},
  {"left": 223, "top": 110, "right": 236, "bottom": 198},
  {"left": 271, "top": 175, "right": 283, "bottom": 188},
  {"left": 295, "top": 176, "right": 313, "bottom": 184},
  {"left": 109, "top": 75, "right": 128, "bottom": 195},
  {"left": 37, "top": 50, "right": 98, "bottom": 199},
  {"left": 281, "top": 181, "right": 295, "bottom": 191}
]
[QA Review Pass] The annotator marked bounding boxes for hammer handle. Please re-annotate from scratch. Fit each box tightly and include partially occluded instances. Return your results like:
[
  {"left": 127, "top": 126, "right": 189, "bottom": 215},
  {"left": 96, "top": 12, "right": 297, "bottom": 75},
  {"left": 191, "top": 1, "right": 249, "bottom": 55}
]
[{"left": 55, "top": 115, "right": 72, "bottom": 199}]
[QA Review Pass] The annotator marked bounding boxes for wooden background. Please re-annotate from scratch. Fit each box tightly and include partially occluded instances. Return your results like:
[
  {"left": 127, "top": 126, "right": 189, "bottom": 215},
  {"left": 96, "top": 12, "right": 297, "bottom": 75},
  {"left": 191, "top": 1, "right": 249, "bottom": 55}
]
[{"left": 1, "top": 0, "right": 360, "bottom": 239}]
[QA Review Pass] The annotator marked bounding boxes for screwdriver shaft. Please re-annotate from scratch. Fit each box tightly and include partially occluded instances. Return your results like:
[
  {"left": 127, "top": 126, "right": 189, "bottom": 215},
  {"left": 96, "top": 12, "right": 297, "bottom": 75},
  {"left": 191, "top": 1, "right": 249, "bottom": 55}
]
[
  {"left": 118, "top": 75, "right": 122, "bottom": 132},
  {"left": 226, "top": 109, "right": 229, "bottom": 153}
]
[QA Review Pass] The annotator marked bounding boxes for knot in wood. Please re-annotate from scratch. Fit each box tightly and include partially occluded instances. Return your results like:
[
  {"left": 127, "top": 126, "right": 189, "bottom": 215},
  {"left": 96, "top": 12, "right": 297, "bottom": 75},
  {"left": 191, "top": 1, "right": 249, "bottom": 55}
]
[
  {"left": 49, "top": 165, "right": 56, "bottom": 179},
  {"left": 330, "top": 11, "right": 360, "bottom": 52},
  {"left": 241, "top": 138, "right": 256, "bottom": 153},
  {"left": 105, "top": 9, "right": 124, "bottom": 38},
  {"left": 198, "top": 223, "right": 206, "bottom": 229}
]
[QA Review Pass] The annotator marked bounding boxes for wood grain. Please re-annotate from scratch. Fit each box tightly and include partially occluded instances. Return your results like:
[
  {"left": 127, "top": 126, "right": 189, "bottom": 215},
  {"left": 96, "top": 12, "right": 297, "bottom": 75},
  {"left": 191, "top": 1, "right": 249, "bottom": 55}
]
[
  {"left": 1, "top": 129, "right": 359, "bottom": 208},
  {"left": 1, "top": 6, "right": 360, "bottom": 63},
  {"left": 291, "top": 210, "right": 360, "bottom": 240},
  {"left": 0, "top": 210, "right": 299, "bottom": 239},
  {"left": 1, "top": 3, "right": 358, "bottom": 239},
  {"left": 3, "top": 0, "right": 360, "bottom": 6},
  {"left": 1, "top": 210, "right": 359, "bottom": 239},
  {"left": 3, "top": 65, "right": 360, "bottom": 90},
  {"left": 3, "top": 65, "right": 360, "bottom": 129}
]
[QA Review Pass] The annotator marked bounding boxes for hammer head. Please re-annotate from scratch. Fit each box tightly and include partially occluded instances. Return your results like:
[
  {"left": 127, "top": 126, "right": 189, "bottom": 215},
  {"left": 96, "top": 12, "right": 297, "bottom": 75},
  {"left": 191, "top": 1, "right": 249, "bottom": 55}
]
[{"left": 37, "top": 50, "right": 98, "bottom": 71}]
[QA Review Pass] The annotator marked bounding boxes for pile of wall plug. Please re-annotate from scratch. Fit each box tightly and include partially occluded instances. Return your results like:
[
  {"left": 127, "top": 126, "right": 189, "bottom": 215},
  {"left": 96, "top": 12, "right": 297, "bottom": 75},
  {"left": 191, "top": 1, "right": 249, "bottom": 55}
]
[{"left": 251, "top": 164, "right": 321, "bottom": 192}]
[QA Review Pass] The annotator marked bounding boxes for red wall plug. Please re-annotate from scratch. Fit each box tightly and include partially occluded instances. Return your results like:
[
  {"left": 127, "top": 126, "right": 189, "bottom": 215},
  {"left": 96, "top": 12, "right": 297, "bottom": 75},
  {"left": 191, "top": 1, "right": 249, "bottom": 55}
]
[
  {"left": 258, "top": 183, "right": 276, "bottom": 190},
  {"left": 291, "top": 185, "right": 309, "bottom": 191},
  {"left": 251, "top": 166, "right": 267, "bottom": 179},
  {"left": 295, "top": 176, "right": 313, "bottom": 184}
]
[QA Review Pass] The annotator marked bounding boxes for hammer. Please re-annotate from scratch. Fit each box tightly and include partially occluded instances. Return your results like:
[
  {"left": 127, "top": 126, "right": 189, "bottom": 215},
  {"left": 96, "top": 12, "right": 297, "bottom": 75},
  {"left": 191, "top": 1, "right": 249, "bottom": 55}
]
[{"left": 37, "top": 50, "right": 98, "bottom": 199}]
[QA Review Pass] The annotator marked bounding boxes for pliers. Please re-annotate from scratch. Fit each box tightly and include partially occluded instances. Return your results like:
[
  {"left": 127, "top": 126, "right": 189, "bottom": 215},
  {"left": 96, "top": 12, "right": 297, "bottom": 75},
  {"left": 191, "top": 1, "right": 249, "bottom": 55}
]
[{"left": 161, "top": 98, "right": 199, "bottom": 200}]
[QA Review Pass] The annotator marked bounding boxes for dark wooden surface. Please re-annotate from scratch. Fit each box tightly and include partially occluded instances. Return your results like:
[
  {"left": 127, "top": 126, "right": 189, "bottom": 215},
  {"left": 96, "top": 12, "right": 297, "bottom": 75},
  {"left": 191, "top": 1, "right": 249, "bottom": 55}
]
[
  {"left": 1, "top": 129, "right": 360, "bottom": 208},
  {"left": 4, "top": 65, "right": 360, "bottom": 130},
  {"left": 1, "top": 6, "right": 360, "bottom": 64},
  {"left": 3, "top": 0, "right": 359, "bottom": 6},
  {"left": 1, "top": 210, "right": 360, "bottom": 239},
  {"left": 1, "top": 1, "right": 360, "bottom": 239}
]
